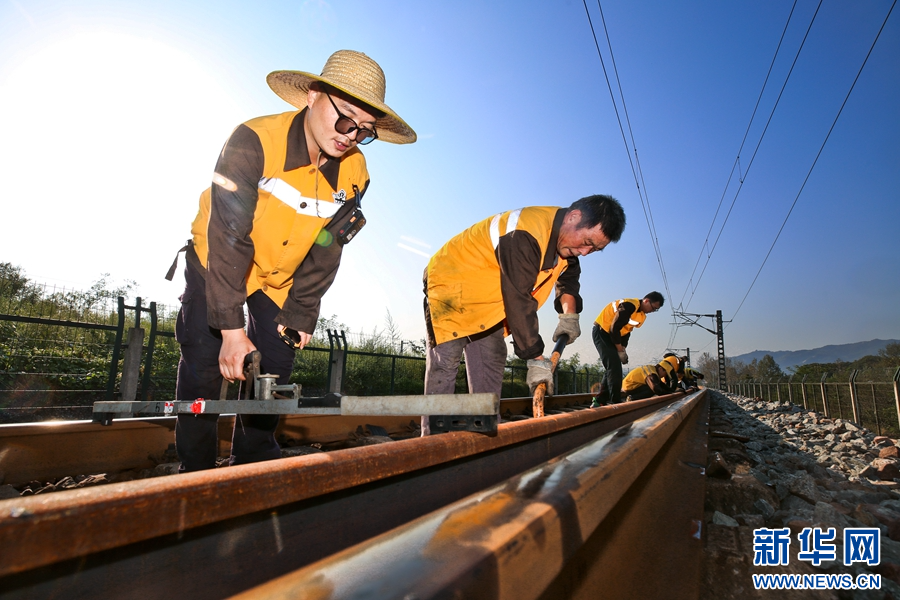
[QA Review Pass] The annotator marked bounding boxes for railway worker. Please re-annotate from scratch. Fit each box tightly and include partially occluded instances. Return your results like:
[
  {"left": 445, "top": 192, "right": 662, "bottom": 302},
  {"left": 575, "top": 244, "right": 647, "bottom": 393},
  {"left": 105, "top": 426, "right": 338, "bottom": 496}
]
[
  {"left": 421, "top": 195, "right": 626, "bottom": 434},
  {"left": 590, "top": 292, "right": 664, "bottom": 407},
  {"left": 620, "top": 361, "right": 678, "bottom": 402},
  {"left": 680, "top": 366, "right": 705, "bottom": 392},
  {"left": 167, "top": 50, "right": 416, "bottom": 471},
  {"left": 658, "top": 353, "right": 686, "bottom": 386}
]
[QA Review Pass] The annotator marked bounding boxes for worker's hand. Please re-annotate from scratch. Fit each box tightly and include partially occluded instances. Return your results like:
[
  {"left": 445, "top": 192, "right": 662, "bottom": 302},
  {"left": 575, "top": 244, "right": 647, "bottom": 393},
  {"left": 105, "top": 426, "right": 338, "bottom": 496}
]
[
  {"left": 219, "top": 329, "right": 256, "bottom": 381},
  {"left": 526, "top": 357, "right": 553, "bottom": 396},
  {"left": 552, "top": 313, "right": 580, "bottom": 344},
  {"left": 617, "top": 350, "right": 629, "bottom": 364},
  {"left": 277, "top": 324, "right": 312, "bottom": 350}
]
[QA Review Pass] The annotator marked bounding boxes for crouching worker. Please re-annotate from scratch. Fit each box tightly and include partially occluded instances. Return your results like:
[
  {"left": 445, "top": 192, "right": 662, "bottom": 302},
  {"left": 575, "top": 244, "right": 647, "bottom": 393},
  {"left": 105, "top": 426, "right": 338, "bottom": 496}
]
[
  {"left": 168, "top": 50, "right": 416, "bottom": 471},
  {"left": 421, "top": 195, "right": 627, "bottom": 434},
  {"left": 680, "top": 366, "right": 705, "bottom": 392},
  {"left": 621, "top": 361, "right": 678, "bottom": 401}
]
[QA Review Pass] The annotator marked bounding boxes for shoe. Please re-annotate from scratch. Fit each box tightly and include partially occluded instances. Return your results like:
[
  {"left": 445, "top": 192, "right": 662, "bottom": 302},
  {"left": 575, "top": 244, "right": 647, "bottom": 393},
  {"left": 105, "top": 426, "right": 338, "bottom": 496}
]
[{"left": 590, "top": 400, "right": 602, "bottom": 409}]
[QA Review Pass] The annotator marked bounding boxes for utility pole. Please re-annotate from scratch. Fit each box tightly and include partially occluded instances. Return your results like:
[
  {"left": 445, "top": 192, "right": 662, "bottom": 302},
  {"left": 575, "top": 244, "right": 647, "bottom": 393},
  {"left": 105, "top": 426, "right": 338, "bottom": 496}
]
[
  {"left": 672, "top": 310, "right": 729, "bottom": 390},
  {"left": 716, "top": 310, "right": 726, "bottom": 390}
]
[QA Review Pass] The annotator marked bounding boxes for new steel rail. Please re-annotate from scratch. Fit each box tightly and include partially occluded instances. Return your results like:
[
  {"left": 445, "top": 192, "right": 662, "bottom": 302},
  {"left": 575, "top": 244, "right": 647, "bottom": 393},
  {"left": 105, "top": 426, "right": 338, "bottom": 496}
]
[{"left": 0, "top": 390, "right": 708, "bottom": 600}]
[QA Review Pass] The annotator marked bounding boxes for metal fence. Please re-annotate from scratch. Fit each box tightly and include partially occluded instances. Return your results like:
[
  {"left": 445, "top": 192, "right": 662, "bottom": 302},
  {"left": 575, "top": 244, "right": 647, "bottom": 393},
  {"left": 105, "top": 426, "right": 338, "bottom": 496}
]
[
  {"left": 728, "top": 368, "right": 900, "bottom": 437},
  {"left": 1, "top": 292, "right": 602, "bottom": 423}
]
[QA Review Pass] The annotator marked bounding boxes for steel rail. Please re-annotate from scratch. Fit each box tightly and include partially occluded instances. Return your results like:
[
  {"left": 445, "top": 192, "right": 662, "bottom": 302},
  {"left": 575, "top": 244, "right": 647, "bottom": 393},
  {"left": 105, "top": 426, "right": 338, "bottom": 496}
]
[
  {"left": 0, "top": 394, "right": 692, "bottom": 600},
  {"left": 0, "top": 394, "right": 596, "bottom": 486},
  {"left": 234, "top": 389, "right": 709, "bottom": 600}
]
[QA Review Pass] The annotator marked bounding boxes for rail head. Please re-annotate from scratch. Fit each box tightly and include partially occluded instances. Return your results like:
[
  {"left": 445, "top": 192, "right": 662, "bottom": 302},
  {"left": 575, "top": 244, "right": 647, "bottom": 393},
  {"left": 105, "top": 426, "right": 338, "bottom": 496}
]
[{"left": 230, "top": 390, "right": 708, "bottom": 600}]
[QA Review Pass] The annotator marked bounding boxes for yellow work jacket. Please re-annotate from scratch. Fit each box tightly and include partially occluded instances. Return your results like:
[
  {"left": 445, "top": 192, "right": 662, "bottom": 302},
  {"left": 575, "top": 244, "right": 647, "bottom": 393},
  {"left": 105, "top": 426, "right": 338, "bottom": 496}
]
[
  {"left": 426, "top": 206, "right": 569, "bottom": 349},
  {"left": 622, "top": 365, "right": 657, "bottom": 392},
  {"left": 190, "top": 110, "right": 369, "bottom": 328},
  {"left": 595, "top": 298, "right": 647, "bottom": 336}
]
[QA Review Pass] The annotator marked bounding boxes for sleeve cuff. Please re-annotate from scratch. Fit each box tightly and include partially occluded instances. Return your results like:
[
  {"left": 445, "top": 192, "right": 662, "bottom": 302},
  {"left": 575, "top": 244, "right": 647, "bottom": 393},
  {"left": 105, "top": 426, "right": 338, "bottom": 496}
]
[{"left": 207, "top": 307, "right": 246, "bottom": 331}]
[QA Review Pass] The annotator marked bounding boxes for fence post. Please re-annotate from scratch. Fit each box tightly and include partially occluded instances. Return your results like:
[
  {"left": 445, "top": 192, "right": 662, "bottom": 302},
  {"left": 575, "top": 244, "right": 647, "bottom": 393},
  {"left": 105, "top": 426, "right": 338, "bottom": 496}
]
[
  {"left": 776, "top": 377, "right": 783, "bottom": 404},
  {"left": 140, "top": 302, "right": 158, "bottom": 401},
  {"left": 871, "top": 382, "right": 881, "bottom": 437},
  {"left": 119, "top": 327, "right": 144, "bottom": 402},
  {"left": 820, "top": 373, "right": 830, "bottom": 418},
  {"left": 105, "top": 297, "right": 126, "bottom": 401},
  {"left": 390, "top": 355, "right": 396, "bottom": 395},
  {"left": 848, "top": 369, "right": 861, "bottom": 425},
  {"left": 893, "top": 367, "right": 900, "bottom": 433},
  {"left": 801, "top": 375, "right": 808, "bottom": 410},
  {"left": 787, "top": 375, "right": 793, "bottom": 405},
  {"left": 327, "top": 329, "right": 346, "bottom": 394}
]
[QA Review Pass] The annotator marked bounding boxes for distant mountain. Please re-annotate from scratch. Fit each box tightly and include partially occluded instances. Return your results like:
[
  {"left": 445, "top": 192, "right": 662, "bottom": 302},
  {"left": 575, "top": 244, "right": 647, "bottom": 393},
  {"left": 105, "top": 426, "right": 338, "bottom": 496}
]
[{"left": 729, "top": 339, "right": 899, "bottom": 371}]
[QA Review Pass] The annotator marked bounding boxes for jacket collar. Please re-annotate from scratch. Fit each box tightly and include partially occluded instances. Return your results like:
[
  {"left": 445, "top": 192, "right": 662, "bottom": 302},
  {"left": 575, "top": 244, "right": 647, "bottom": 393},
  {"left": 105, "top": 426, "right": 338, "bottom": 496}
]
[
  {"left": 284, "top": 109, "right": 341, "bottom": 191},
  {"left": 542, "top": 209, "right": 566, "bottom": 270}
]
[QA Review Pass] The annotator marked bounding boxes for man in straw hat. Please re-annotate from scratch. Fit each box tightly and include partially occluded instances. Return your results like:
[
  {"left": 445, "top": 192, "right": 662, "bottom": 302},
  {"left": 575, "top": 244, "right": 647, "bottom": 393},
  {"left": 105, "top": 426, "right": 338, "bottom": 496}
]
[
  {"left": 420, "top": 195, "right": 626, "bottom": 434},
  {"left": 168, "top": 50, "right": 415, "bottom": 472}
]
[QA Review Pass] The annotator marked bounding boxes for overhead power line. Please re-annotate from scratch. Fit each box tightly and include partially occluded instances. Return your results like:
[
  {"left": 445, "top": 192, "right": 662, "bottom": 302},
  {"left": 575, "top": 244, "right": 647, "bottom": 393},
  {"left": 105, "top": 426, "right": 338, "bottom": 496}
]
[
  {"left": 676, "top": 0, "right": 820, "bottom": 317},
  {"left": 729, "top": 0, "right": 897, "bottom": 323},
  {"left": 581, "top": 0, "right": 673, "bottom": 308}
]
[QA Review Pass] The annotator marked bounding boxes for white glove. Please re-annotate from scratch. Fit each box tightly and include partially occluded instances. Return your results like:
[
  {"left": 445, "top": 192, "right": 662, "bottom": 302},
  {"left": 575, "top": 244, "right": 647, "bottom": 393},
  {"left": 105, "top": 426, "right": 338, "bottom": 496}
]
[
  {"left": 552, "top": 313, "right": 580, "bottom": 344},
  {"left": 526, "top": 358, "right": 553, "bottom": 395},
  {"left": 617, "top": 350, "right": 629, "bottom": 364}
]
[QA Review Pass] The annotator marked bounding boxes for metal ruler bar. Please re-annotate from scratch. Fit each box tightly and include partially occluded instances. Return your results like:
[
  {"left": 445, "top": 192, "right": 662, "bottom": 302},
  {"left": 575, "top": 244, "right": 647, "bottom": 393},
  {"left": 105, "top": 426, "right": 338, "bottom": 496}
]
[{"left": 92, "top": 393, "right": 498, "bottom": 418}]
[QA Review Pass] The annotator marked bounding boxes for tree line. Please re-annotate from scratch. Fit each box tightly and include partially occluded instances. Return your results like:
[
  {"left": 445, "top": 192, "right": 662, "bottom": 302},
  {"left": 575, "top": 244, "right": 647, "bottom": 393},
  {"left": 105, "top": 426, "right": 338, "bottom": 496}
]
[
  {"left": 695, "top": 343, "right": 900, "bottom": 385},
  {"left": 0, "top": 263, "right": 603, "bottom": 419}
]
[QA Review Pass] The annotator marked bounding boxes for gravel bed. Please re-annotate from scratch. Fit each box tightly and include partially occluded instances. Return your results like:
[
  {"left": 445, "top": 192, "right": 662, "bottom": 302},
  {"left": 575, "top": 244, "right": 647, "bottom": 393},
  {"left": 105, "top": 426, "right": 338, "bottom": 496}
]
[{"left": 702, "top": 389, "right": 900, "bottom": 599}]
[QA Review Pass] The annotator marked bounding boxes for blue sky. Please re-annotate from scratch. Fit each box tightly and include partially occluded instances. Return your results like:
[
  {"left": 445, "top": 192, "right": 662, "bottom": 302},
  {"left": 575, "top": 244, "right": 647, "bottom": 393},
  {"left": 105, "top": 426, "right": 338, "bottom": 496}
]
[{"left": 0, "top": 0, "right": 897, "bottom": 368}]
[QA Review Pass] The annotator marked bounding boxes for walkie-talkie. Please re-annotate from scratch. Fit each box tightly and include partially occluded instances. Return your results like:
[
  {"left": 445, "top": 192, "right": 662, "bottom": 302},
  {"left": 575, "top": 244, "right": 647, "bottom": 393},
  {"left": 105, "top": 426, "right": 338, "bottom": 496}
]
[{"left": 335, "top": 184, "right": 366, "bottom": 245}]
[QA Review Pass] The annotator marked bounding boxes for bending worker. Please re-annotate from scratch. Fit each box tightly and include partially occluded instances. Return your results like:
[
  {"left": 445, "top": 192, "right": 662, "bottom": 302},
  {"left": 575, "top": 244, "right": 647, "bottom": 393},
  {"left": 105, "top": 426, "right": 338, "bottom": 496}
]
[
  {"left": 621, "top": 356, "right": 680, "bottom": 401},
  {"left": 680, "top": 366, "right": 705, "bottom": 392},
  {"left": 422, "top": 195, "right": 627, "bottom": 433},
  {"left": 659, "top": 353, "right": 686, "bottom": 389},
  {"left": 591, "top": 292, "right": 664, "bottom": 406},
  {"left": 168, "top": 50, "right": 416, "bottom": 471}
]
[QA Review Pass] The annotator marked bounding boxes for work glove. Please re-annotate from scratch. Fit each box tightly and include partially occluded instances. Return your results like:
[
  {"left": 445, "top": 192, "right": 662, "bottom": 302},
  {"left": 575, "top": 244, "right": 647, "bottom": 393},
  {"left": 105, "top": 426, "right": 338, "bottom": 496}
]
[
  {"left": 552, "top": 313, "right": 580, "bottom": 344},
  {"left": 526, "top": 357, "right": 553, "bottom": 395},
  {"left": 617, "top": 350, "right": 629, "bottom": 364}
]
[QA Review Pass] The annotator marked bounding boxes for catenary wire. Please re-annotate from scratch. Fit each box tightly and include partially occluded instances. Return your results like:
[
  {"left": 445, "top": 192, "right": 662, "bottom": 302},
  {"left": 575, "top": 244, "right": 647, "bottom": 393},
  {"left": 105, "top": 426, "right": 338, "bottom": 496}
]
[
  {"left": 728, "top": 0, "right": 897, "bottom": 324},
  {"left": 678, "top": 0, "right": 822, "bottom": 316},
  {"left": 676, "top": 0, "right": 800, "bottom": 314},
  {"left": 667, "top": 1, "right": 806, "bottom": 351},
  {"left": 581, "top": 0, "right": 674, "bottom": 308}
]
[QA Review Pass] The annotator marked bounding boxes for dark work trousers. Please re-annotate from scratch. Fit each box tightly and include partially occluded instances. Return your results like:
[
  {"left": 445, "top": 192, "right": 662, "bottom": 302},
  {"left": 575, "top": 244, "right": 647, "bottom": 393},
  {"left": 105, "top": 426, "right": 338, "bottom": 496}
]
[
  {"left": 592, "top": 323, "right": 623, "bottom": 404},
  {"left": 174, "top": 260, "right": 295, "bottom": 472},
  {"left": 624, "top": 385, "right": 654, "bottom": 401}
]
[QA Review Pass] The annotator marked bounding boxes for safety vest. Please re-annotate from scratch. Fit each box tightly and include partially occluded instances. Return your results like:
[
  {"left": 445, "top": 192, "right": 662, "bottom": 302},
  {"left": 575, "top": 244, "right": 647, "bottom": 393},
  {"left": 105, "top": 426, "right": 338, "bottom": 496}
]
[
  {"left": 622, "top": 365, "right": 657, "bottom": 392},
  {"left": 595, "top": 298, "right": 646, "bottom": 336},
  {"left": 426, "top": 206, "right": 566, "bottom": 345},
  {"left": 190, "top": 111, "right": 369, "bottom": 308}
]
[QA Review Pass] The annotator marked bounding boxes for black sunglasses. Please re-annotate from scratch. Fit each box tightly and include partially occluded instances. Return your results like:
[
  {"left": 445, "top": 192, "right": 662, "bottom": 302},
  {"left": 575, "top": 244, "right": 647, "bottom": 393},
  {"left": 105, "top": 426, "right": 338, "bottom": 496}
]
[{"left": 325, "top": 93, "right": 378, "bottom": 145}]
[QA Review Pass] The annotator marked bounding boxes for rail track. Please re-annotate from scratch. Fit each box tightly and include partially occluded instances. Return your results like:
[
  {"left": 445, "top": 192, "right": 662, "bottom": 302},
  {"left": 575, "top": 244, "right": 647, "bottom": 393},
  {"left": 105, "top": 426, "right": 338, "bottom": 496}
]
[{"left": 0, "top": 389, "right": 709, "bottom": 599}]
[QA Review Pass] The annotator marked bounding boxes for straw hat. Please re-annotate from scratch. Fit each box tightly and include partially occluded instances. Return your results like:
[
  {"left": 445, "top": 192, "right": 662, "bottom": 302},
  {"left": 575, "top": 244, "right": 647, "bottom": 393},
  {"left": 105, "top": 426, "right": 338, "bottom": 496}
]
[{"left": 267, "top": 50, "right": 416, "bottom": 145}]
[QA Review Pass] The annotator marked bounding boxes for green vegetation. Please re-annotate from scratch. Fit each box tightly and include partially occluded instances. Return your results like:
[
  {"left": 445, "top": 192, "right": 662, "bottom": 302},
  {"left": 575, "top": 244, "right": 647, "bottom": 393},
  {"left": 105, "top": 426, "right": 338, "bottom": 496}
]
[
  {"left": 696, "top": 343, "right": 900, "bottom": 385},
  {"left": 0, "top": 264, "right": 604, "bottom": 421}
]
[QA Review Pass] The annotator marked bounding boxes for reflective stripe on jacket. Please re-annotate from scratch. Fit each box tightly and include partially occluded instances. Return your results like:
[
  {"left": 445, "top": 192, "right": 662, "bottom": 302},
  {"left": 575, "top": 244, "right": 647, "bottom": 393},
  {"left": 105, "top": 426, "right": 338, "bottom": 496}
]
[
  {"left": 425, "top": 206, "right": 576, "bottom": 355},
  {"left": 190, "top": 110, "right": 369, "bottom": 328},
  {"left": 622, "top": 365, "right": 657, "bottom": 392},
  {"left": 595, "top": 298, "right": 647, "bottom": 336}
]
